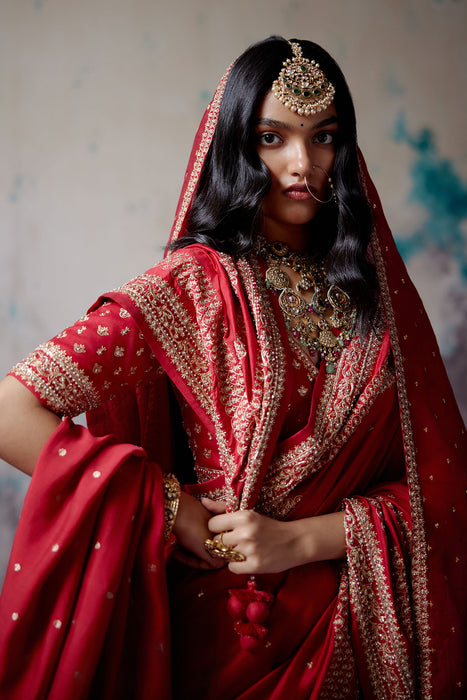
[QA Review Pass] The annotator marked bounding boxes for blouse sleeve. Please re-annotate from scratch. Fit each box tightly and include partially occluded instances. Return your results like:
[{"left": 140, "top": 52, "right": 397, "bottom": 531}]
[{"left": 8, "top": 301, "right": 161, "bottom": 417}]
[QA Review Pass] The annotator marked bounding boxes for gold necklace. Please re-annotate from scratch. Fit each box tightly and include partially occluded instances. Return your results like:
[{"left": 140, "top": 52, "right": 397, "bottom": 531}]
[{"left": 257, "top": 238, "right": 356, "bottom": 374}]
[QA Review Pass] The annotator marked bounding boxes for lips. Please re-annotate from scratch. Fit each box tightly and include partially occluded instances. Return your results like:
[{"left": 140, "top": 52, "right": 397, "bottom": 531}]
[{"left": 284, "top": 184, "right": 313, "bottom": 200}]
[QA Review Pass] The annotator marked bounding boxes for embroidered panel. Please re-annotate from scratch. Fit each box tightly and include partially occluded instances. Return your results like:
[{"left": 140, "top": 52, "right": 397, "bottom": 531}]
[
  {"left": 257, "top": 314, "right": 393, "bottom": 519},
  {"left": 371, "top": 232, "right": 431, "bottom": 696},
  {"left": 344, "top": 497, "right": 415, "bottom": 698}
]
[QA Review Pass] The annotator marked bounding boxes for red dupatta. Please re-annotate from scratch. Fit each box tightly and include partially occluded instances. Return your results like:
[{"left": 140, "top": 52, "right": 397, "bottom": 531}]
[{"left": 1, "top": 50, "right": 466, "bottom": 700}]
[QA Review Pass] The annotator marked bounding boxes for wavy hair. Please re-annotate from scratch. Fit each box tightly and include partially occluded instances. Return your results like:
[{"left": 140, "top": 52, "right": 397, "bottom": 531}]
[{"left": 170, "top": 36, "right": 378, "bottom": 330}]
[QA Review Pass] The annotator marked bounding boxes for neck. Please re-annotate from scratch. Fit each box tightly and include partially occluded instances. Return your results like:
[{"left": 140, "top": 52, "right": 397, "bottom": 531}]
[{"left": 259, "top": 218, "right": 310, "bottom": 252}]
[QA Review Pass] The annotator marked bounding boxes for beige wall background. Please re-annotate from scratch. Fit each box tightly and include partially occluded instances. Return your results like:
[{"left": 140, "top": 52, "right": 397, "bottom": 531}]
[{"left": 1, "top": 0, "right": 466, "bottom": 579}]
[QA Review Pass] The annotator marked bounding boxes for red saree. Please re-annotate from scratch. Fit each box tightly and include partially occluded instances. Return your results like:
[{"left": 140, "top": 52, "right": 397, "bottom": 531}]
[{"left": 1, "top": 60, "right": 465, "bottom": 699}]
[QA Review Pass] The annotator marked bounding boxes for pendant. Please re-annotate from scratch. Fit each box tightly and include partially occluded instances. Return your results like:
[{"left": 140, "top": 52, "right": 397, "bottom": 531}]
[
  {"left": 279, "top": 289, "right": 307, "bottom": 318},
  {"left": 265, "top": 266, "right": 289, "bottom": 290},
  {"left": 327, "top": 284, "right": 351, "bottom": 312},
  {"left": 319, "top": 329, "right": 338, "bottom": 348}
]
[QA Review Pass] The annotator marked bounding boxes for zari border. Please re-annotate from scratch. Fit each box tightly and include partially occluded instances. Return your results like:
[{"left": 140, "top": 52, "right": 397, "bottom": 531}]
[
  {"left": 10, "top": 341, "right": 101, "bottom": 416},
  {"left": 235, "top": 256, "right": 288, "bottom": 510},
  {"left": 168, "top": 64, "right": 234, "bottom": 246},
  {"left": 344, "top": 497, "right": 415, "bottom": 698},
  {"left": 371, "top": 231, "right": 431, "bottom": 697}
]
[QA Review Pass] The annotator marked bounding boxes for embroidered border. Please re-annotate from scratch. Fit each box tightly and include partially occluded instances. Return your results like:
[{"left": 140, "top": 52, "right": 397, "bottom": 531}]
[
  {"left": 344, "top": 497, "right": 415, "bottom": 698},
  {"left": 371, "top": 232, "right": 431, "bottom": 697},
  {"left": 257, "top": 318, "right": 393, "bottom": 519},
  {"left": 11, "top": 341, "right": 101, "bottom": 416}
]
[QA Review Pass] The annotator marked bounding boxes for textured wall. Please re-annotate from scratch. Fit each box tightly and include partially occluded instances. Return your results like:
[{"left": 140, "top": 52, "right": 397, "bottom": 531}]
[{"left": 1, "top": 0, "right": 466, "bottom": 581}]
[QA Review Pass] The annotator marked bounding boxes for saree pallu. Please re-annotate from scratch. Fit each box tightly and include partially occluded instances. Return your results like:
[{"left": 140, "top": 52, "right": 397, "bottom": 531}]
[{"left": 3, "top": 236, "right": 461, "bottom": 699}]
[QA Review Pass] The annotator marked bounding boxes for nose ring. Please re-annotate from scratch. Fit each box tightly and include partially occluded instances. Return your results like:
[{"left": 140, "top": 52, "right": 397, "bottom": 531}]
[{"left": 305, "top": 164, "right": 336, "bottom": 204}]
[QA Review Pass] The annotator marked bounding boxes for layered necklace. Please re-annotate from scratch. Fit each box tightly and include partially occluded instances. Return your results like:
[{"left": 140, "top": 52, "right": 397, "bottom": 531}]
[{"left": 257, "top": 237, "right": 357, "bottom": 374}]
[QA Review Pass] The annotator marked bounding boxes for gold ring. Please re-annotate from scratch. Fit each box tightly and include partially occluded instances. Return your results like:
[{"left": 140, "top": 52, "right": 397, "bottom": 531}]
[{"left": 204, "top": 533, "right": 246, "bottom": 563}]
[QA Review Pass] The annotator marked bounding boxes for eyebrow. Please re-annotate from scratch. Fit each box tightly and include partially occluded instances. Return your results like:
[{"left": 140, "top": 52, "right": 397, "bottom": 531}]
[{"left": 255, "top": 115, "right": 338, "bottom": 130}]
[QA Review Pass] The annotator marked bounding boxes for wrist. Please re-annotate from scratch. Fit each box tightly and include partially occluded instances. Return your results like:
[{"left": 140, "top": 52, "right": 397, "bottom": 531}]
[{"left": 291, "top": 512, "right": 346, "bottom": 565}]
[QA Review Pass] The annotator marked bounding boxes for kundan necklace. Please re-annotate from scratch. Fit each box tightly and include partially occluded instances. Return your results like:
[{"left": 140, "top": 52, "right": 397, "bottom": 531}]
[{"left": 257, "top": 237, "right": 356, "bottom": 374}]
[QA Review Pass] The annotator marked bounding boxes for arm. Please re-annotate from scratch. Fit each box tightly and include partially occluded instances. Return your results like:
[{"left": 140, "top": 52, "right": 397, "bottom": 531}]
[
  {"left": 205, "top": 499, "right": 345, "bottom": 575},
  {"left": 0, "top": 376, "right": 60, "bottom": 476}
]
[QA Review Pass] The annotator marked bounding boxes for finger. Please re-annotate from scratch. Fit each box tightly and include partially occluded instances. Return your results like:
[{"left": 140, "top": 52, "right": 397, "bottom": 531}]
[
  {"left": 228, "top": 560, "right": 252, "bottom": 575},
  {"left": 201, "top": 497, "right": 227, "bottom": 514},
  {"left": 207, "top": 512, "right": 241, "bottom": 533}
]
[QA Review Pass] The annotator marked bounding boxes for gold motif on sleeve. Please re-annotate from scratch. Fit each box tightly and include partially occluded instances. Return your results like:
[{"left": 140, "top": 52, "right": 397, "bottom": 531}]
[{"left": 11, "top": 340, "right": 101, "bottom": 416}]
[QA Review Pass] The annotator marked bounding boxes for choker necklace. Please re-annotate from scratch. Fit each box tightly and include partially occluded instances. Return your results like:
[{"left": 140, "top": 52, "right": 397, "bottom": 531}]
[{"left": 257, "top": 237, "right": 356, "bottom": 374}]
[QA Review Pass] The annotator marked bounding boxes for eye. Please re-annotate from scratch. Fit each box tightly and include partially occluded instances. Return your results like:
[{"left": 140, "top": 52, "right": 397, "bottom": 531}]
[
  {"left": 258, "top": 132, "right": 281, "bottom": 146},
  {"left": 314, "top": 131, "right": 336, "bottom": 145}
]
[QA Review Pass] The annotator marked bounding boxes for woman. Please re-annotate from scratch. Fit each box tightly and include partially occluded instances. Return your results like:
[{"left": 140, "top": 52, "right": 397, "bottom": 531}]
[{"left": 0, "top": 36, "right": 465, "bottom": 699}]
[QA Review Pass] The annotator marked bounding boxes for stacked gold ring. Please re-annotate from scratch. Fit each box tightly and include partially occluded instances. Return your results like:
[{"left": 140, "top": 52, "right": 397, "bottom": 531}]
[{"left": 204, "top": 532, "right": 246, "bottom": 563}]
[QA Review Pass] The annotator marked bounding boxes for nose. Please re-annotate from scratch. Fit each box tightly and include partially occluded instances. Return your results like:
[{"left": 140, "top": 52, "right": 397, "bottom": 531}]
[{"left": 288, "top": 139, "right": 313, "bottom": 179}]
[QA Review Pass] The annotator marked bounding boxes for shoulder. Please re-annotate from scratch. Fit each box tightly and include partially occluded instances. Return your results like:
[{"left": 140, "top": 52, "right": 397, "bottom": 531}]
[
  {"left": 148, "top": 244, "right": 230, "bottom": 279},
  {"left": 142, "top": 244, "right": 241, "bottom": 294}
]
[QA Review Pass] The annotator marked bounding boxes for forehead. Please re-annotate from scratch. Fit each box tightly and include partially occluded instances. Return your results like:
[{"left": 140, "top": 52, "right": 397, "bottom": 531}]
[{"left": 256, "top": 90, "right": 337, "bottom": 128}]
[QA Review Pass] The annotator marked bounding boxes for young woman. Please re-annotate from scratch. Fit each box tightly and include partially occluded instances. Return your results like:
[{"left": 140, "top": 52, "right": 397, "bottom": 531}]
[{"left": 0, "top": 36, "right": 465, "bottom": 699}]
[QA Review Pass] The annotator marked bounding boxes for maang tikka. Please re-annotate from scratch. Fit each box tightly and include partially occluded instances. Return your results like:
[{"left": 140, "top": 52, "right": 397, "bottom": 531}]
[{"left": 272, "top": 41, "right": 335, "bottom": 116}]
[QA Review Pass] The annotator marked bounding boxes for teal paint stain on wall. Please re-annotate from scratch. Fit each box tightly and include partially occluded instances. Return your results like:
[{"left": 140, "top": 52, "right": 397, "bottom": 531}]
[
  {"left": 8, "top": 175, "right": 23, "bottom": 203},
  {"left": 394, "top": 113, "right": 467, "bottom": 280}
]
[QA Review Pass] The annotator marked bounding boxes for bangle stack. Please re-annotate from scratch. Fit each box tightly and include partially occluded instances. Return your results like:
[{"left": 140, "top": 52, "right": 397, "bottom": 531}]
[{"left": 162, "top": 473, "right": 181, "bottom": 542}]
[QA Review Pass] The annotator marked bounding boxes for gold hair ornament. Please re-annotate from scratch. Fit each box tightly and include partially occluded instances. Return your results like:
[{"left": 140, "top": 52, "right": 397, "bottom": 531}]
[{"left": 271, "top": 41, "right": 335, "bottom": 116}]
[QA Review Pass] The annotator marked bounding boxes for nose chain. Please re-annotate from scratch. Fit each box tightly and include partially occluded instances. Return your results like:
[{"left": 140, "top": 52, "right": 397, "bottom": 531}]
[{"left": 257, "top": 237, "right": 357, "bottom": 374}]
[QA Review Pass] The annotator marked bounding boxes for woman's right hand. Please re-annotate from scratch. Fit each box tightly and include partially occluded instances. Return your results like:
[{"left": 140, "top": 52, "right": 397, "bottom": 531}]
[{"left": 171, "top": 491, "right": 227, "bottom": 570}]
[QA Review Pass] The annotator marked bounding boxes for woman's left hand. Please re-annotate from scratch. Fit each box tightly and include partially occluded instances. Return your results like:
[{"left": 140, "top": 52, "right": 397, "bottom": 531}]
[{"left": 202, "top": 498, "right": 346, "bottom": 575}]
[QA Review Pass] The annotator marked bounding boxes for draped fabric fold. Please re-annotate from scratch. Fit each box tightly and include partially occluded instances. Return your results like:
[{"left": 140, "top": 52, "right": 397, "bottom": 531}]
[{"left": 0, "top": 419, "right": 171, "bottom": 699}]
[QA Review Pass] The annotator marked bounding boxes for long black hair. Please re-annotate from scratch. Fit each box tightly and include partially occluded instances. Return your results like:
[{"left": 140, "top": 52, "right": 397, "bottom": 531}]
[{"left": 170, "top": 36, "right": 378, "bottom": 330}]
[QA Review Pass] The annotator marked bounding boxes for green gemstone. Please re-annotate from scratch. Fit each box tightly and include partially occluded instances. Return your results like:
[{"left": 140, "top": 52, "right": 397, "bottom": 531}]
[
  {"left": 286, "top": 83, "right": 292, "bottom": 88},
  {"left": 293, "top": 88, "right": 301, "bottom": 95},
  {"left": 326, "top": 363, "right": 336, "bottom": 374},
  {"left": 314, "top": 88, "right": 321, "bottom": 95},
  {"left": 303, "top": 90, "right": 311, "bottom": 98},
  {"left": 300, "top": 65, "right": 307, "bottom": 72}
]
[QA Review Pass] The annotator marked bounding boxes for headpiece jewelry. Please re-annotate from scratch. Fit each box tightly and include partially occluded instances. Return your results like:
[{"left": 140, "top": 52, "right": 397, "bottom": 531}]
[{"left": 271, "top": 41, "right": 335, "bottom": 116}]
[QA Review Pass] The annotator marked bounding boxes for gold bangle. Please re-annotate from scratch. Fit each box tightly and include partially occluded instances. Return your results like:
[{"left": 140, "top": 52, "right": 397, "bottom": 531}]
[{"left": 162, "top": 473, "right": 181, "bottom": 542}]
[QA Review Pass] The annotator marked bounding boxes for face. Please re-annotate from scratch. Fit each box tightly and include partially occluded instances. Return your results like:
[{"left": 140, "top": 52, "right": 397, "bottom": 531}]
[{"left": 255, "top": 90, "right": 338, "bottom": 248}]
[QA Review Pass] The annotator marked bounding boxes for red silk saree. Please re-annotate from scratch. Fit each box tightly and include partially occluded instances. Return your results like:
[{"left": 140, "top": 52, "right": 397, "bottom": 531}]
[{"left": 0, "top": 61, "right": 465, "bottom": 699}]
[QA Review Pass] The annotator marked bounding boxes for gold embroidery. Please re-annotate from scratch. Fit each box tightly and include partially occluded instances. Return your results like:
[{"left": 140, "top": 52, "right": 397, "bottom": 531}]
[
  {"left": 97, "top": 326, "right": 110, "bottom": 336},
  {"left": 257, "top": 315, "right": 392, "bottom": 519},
  {"left": 319, "top": 568, "right": 358, "bottom": 699},
  {"left": 168, "top": 64, "right": 233, "bottom": 245},
  {"left": 372, "top": 232, "right": 431, "bottom": 695},
  {"left": 11, "top": 341, "right": 101, "bottom": 416},
  {"left": 345, "top": 498, "right": 414, "bottom": 697}
]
